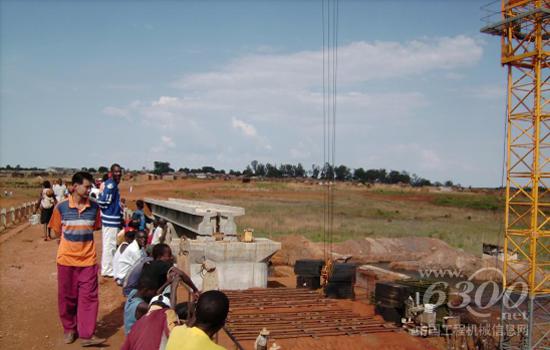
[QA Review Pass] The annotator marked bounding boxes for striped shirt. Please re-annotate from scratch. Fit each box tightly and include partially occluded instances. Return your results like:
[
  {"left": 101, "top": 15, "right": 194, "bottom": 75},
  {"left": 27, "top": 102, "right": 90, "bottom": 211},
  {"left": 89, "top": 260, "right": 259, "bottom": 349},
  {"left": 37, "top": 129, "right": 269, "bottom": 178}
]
[
  {"left": 96, "top": 178, "right": 122, "bottom": 228},
  {"left": 49, "top": 195, "right": 102, "bottom": 267}
]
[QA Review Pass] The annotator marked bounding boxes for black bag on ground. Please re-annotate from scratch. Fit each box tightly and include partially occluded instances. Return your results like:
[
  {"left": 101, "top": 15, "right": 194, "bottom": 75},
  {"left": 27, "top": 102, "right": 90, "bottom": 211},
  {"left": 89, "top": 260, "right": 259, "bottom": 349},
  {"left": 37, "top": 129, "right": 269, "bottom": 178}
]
[
  {"left": 328, "top": 263, "right": 357, "bottom": 283},
  {"left": 296, "top": 275, "right": 321, "bottom": 290},
  {"left": 375, "top": 303, "right": 404, "bottom": 324},
  {"left": 374, "top": 282, "right": 411, "bottom": 303},
  {"left": 294, "top": 259, "right": 325, "bottom": 276},
  {"left": 324, "top": 281, "right": 354, "bottom": 299}
]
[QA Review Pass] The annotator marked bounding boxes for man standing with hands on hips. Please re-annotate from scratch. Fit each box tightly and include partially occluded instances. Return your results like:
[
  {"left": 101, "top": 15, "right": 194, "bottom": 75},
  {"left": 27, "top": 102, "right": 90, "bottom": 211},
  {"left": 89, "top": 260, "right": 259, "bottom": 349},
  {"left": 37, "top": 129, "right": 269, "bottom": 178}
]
[{"left": 97, "top": 163, "right": 123, "bottom": 278}]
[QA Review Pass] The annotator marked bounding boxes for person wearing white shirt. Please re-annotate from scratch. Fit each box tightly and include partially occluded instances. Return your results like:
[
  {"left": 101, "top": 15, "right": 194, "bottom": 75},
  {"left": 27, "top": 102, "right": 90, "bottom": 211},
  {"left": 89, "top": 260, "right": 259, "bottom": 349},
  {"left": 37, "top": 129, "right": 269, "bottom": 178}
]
[
  {"left": 115, "top": 231, "right": 146, "bottom": 284},
  {"left": 52, "top": 178, "right": 67, "bottom": 203},
  {"left": 113, "top": 231, "right": 135, "bottom": 285},
  {"left": 151, "top": 219, "right": 176, "bottom": 245},
  {"left": 151, "top": 219, "right": 166, "bottom": 245}
]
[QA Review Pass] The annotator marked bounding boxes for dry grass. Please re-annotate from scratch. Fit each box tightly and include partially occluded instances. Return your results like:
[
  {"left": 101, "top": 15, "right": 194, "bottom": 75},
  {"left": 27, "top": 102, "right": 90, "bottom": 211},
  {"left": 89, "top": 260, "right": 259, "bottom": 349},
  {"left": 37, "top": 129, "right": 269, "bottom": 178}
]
[
  {"left": 0, "top": 176, "right": 505, "bottom": 254},
  {"left": 176, "top": 181, "right": 504, "bottom": 255}
]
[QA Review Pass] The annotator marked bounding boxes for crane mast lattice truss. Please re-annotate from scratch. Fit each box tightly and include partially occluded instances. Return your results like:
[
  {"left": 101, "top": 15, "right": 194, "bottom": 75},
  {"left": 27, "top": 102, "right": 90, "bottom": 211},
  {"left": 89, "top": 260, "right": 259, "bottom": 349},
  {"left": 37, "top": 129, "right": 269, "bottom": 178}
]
[{"left": 482, "top": 0, "right": 550, "bottom": 349}]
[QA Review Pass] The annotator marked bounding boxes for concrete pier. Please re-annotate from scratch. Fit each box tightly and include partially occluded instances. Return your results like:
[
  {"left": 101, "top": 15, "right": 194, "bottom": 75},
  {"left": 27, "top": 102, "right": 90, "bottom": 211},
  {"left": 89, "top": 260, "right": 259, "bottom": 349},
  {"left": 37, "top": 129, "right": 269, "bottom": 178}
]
[{"left": 172, "top": 237, "right": 281, "bottom": 290}]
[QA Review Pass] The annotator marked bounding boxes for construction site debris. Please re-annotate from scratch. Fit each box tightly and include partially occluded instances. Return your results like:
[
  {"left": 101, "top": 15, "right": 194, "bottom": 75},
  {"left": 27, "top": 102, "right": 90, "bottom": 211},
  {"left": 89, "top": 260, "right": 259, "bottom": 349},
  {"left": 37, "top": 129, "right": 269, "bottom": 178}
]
[
  {"left": 272, "top": 235, "right": 484, "bottom": 277},
  {"left": 223, "top": 288, "right": 400, "bottom": 344}
]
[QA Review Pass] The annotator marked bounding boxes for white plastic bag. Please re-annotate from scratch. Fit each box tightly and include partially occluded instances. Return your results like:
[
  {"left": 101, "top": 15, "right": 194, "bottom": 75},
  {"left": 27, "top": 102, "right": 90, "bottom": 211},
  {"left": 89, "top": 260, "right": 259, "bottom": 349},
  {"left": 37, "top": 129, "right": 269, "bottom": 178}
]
[{"left": 29, "top": 214, "right": 40, "bottom": 225}]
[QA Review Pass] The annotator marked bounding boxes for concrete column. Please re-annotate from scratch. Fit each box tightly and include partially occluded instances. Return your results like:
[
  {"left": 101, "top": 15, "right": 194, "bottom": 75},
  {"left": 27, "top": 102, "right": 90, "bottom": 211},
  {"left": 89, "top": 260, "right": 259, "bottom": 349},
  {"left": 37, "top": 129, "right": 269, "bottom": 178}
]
[
  {"left": 9, "top": 207, "right": 15, "bottom": 226},
  {"left": 14, "top": 207, "right": 20, "bottom": 224},
  {"left": 0, "top": 208, "right": 6, "bottom": 230}
]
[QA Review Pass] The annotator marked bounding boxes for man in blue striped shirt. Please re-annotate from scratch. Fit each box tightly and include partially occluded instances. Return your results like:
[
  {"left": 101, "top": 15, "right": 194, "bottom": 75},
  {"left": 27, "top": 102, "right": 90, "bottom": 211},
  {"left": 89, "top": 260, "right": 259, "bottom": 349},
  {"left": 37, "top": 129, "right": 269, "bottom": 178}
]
[{"left": 97, "top": 163, "right": 123, "bottom": 277}]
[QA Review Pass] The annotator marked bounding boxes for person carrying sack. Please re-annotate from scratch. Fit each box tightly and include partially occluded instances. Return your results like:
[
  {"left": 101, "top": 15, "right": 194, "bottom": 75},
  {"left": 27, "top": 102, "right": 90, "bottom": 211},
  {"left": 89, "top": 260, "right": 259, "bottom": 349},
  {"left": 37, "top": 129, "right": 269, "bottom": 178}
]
[{"left": 36, "top": 180, "right": 57, "bottom": 241}]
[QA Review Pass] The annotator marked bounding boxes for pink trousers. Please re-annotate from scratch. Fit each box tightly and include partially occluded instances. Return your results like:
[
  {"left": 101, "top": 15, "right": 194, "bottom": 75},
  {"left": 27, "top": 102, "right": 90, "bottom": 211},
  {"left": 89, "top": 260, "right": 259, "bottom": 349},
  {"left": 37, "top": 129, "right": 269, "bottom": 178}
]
[{"left": 57, "top": 264, "right": 99, "bottom": 339}]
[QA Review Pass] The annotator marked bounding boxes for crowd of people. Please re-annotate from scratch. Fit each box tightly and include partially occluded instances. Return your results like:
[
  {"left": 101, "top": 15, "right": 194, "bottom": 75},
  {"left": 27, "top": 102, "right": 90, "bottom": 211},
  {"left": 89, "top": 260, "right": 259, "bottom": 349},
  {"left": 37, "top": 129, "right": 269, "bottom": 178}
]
[{"left": 37, "top": 164, "right": 231, "bottom": 349}]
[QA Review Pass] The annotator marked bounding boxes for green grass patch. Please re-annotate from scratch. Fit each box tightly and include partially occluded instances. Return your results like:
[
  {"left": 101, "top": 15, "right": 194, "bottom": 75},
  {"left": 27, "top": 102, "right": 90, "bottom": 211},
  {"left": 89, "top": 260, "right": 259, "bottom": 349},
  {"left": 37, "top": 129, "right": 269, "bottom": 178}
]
[
  {"left": 254, "top": 181, "right": 289, "bottom": 191},
  {"left": 433, "top": 194, "right": 503, "bottom": 211}
]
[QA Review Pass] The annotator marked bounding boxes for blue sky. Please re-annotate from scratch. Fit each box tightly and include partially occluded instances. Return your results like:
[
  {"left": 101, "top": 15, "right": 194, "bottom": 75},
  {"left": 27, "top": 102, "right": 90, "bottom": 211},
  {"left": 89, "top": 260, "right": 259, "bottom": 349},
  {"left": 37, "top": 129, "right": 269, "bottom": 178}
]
[{"left": 1, "top": 0, "right": 506, "bottom": 186}]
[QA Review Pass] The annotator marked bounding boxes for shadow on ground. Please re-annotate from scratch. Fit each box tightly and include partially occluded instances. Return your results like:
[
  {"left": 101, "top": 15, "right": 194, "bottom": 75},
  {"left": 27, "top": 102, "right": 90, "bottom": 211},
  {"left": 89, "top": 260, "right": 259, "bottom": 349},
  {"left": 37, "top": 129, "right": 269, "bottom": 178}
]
[{"left": 96, "top": 301, "right": 124, "bottom": 341}]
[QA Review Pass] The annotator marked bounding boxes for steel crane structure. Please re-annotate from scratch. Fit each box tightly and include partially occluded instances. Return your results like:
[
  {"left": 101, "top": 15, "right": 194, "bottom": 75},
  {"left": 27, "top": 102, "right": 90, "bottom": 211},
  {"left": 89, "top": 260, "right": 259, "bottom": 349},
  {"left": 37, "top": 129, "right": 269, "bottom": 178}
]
[{"left": 481, "top": 0, "right": 550, "bottom": 349}]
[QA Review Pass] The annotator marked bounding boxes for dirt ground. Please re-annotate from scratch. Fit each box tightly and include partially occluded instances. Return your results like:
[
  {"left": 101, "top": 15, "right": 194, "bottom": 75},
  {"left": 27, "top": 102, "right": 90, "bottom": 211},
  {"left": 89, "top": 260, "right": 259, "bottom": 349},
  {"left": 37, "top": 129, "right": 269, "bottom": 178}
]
[
  {"left": 0, "top": 224, "right": 127, "bottom": 349},
  {"left": 0, "top": 223, "right": 446, "bottom": 350}
]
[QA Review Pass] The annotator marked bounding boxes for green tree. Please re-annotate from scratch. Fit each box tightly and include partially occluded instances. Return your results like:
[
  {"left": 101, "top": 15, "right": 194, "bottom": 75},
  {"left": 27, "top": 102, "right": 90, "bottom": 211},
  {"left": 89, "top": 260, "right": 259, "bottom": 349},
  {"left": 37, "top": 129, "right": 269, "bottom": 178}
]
[
  {"left": 242, "top": 165, "right": 253, "bottom": 177},
  {"left": 353, "top": 167, "right": 366, "bottom": 182},
  {"left": 334, "top": 165, "right": 351, "bottom": 181},
  {"left": 256, "top": 163, "right": 266, "bottom": 177},
  {"left": 295, "top": 163, "right": 306, "bottom": 178},
  {"left": 320, "top": 163, "right": 334, "bottom": 180},
  {"left": 279, "top": 164, "right": 294, "bottom": 177},
  {"left": 411, "top": 174, "right": 431, "bottom": 187},
  {"left": 250, "top": 160, "right": 258, "bottom": 175},
  {"left": 153, "top": 161, "right": 174, "bottom": 175},
  {"left": 265, "top": 163, "right": 280, "bottom": 178},
  {"left": 310, "top": 164, "right": 320, "bottom": 179},
  {"left": 201, "top": 166, "right": 217, "bottom": 173},
  {"left": 365, "top": 169, "right": 386, "bottom": 183}
]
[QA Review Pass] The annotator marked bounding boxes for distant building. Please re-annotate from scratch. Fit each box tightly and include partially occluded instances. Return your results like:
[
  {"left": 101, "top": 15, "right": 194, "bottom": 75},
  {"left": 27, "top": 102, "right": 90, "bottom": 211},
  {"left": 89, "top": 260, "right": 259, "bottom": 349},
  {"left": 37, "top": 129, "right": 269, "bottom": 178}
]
[{"left": 45, "top": 167, "right": 79, "bottom": 174}]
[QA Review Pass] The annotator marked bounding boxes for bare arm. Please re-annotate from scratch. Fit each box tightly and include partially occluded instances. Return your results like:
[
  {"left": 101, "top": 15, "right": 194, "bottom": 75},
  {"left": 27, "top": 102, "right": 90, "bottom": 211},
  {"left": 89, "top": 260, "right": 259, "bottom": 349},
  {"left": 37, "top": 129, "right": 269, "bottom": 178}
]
[
  {"left": 135, "top": 302, "right": 149, "bottom": 321},
  {"left": 171, "top": 266, "right": 199, "bottom": 293}
]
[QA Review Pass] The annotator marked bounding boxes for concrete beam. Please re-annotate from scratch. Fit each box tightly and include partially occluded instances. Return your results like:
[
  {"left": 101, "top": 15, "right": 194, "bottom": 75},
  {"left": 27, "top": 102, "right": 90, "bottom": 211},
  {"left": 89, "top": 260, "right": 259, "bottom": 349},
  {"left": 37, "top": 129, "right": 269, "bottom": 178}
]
[{"left": 144, "top": 198, "right": 245, "bottom": 240}]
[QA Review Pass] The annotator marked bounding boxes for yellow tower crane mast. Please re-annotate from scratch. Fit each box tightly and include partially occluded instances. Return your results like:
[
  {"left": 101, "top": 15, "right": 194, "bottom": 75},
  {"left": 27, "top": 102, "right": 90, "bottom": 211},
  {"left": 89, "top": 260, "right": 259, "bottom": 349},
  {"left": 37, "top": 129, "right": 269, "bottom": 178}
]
[{"left": 481, "top": 0, "right": 549, "bottom": 349}]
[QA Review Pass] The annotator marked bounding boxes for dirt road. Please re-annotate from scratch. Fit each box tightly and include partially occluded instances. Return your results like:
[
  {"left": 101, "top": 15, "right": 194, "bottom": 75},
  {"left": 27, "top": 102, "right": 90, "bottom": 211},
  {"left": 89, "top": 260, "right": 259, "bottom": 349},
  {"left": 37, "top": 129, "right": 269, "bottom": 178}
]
[{"left": 0, "top": 223, "right": 126, "bottom": 349}]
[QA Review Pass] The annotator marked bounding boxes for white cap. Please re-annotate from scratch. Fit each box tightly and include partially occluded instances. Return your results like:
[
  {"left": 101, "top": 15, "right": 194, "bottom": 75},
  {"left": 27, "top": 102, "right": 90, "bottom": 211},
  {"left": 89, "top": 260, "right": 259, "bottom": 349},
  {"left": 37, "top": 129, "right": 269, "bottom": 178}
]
[{"left": 149, "top": 294, "right": 171, "bottom": 308}]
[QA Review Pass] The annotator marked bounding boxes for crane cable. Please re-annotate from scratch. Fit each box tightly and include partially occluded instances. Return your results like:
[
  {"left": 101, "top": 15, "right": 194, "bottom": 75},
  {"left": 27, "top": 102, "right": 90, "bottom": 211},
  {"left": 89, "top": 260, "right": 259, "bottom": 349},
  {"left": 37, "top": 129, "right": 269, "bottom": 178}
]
[{"left": 322, "top": 0, "right": 340, "bottom": 263}]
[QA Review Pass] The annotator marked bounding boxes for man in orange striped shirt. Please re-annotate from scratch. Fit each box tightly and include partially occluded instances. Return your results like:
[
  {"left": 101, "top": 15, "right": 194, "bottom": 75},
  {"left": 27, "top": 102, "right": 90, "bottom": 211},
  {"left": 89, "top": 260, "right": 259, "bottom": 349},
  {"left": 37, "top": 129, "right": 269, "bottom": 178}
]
[{"left": 49, "top": 172, "right": 106, "bottom": 347}]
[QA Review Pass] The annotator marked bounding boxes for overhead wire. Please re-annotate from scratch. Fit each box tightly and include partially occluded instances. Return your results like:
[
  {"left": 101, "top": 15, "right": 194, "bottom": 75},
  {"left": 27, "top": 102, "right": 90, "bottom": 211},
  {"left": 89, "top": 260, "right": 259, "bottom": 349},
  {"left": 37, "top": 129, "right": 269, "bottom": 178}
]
[
  {"left": 321, "top": 0, "right": 328, "bottom": 261},
  {"left": 331, "top": 0, "right": 339, "bottom": 255},
  {"left": 322, "top": 0, "right": 339, "bottom": 260}
]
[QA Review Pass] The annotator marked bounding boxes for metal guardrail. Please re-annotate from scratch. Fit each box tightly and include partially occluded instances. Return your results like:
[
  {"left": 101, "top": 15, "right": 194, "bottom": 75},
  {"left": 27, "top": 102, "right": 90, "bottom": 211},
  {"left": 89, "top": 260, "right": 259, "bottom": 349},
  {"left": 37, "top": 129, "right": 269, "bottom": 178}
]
[{"left": 0, "top": 202, "right": 35, "bottom": 233}]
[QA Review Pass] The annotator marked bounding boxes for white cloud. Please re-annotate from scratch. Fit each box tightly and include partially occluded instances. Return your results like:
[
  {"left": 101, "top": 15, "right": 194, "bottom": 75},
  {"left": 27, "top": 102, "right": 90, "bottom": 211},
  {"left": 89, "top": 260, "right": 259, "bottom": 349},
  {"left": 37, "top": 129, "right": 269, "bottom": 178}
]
[
  {"left": 161, "top": 136, "right": 175, "bottom": 148},
  {"left": 102, "top": 35, "right": 483, "bottom": 178},
  {"left": 231, "top": 117, "right": 271, "bottom": 150},
  {"left": 150, "top": 135, "right": 176, "bottom": 153},
  {"left": 173, "top": 35, "right": 481, "bottom": 90},
  {"left": 105, "top": 36, "right": 479, "bottom": 128},
  {"left": 231, "top": 117, "right": 257, "bottom": 137},
  {"left": 152, "top": 96, "right": 182, "bottom": 107},
  {"left": 102, "top": 106, "right": 129, "bottom": 119}
]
